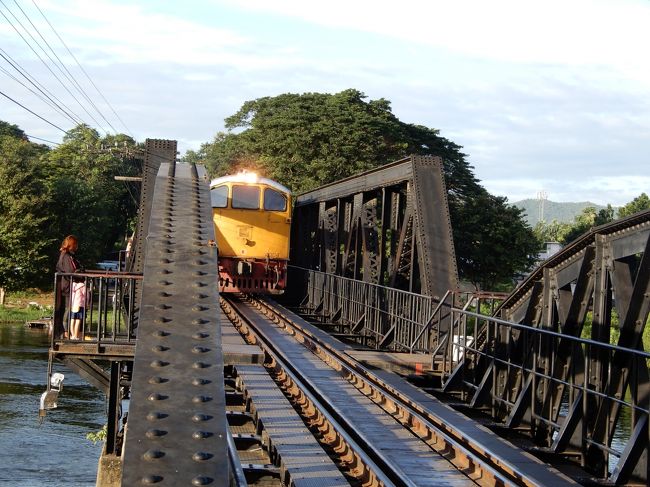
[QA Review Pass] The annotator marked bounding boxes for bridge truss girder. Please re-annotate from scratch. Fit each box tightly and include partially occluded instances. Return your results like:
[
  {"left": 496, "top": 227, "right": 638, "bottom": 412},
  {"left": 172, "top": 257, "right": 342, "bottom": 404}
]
[
  {"left": 291, "top": 155, "right": 458, "bottom": 301},
  {"left": 471, "top": 211, "right": 650, "bottom": 484}
]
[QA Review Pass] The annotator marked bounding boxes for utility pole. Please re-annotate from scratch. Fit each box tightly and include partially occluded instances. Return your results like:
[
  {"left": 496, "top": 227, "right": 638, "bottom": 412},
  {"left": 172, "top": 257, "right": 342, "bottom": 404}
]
[{"left": 537, "top": 190, "right": 548, "bottom": 223}]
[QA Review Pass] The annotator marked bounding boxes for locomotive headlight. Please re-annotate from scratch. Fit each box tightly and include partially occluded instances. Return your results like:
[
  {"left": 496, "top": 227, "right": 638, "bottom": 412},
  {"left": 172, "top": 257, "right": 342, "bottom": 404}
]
[{"left": 238, "top": 171, "right": 258, "bottom": 183}]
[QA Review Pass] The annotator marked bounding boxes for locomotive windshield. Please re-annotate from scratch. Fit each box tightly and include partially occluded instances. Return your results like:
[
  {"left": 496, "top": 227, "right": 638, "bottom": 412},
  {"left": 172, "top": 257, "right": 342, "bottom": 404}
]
[
  {"left": 232, "top": 185, "right": 260, "bottom": 209},
  {"left": 210, "top": 185, "right": 228, "bottom": 208},
  {"left": 263, "top": 188, "right": 287, "bottom": 211}
]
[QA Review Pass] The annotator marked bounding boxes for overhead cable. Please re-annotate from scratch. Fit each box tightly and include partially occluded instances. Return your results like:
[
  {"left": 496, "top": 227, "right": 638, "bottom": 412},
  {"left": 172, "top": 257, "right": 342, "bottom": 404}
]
[
  {"left": 0, "top": 88, "right": 67, "bottom": 132},
  {"left": 0, "top": 62, "right": 79, "bottom": 124},
  {"left": 31, "top": 0, "right": 134, "bottom": 137},
  {"left": 25, "top": 133, "right": 60, "bottom": 145},
  {"left": 0, "top": 47, "right": 83, "bottom": 124},
  {"left": 12, "top": 0, "right": 119, "bottom": 133},
  {"left": 0, "top": 0, "right": 108, "bottom": 133}
]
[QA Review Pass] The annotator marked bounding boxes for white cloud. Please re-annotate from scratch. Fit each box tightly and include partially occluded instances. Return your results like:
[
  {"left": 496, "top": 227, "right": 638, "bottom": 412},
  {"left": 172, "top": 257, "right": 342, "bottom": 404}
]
[{"left": 225, "top": 0, "right": 650, "bottom": 83}]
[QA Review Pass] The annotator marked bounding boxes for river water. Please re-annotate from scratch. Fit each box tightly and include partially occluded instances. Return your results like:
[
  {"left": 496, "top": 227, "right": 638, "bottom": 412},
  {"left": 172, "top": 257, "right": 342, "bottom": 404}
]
[{"left": 0, "top": 322, "right": 105, "bottom": 487}]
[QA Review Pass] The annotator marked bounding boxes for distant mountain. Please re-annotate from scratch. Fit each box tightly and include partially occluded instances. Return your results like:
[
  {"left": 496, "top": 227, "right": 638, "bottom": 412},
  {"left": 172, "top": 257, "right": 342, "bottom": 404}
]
[{"left": 511, "top": 199, "right": 608, "bottom": 227}]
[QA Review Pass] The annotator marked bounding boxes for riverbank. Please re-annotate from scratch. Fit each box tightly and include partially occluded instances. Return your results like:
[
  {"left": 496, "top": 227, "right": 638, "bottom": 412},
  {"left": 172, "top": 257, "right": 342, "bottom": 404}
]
[{"left": 0, "top": 290, "right": 53, "bottom": 323}]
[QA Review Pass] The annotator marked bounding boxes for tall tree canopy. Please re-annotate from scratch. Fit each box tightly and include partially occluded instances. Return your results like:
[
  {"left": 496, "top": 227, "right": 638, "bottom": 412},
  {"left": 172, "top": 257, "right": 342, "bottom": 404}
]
[
  {"left": 188, "top": 89, "right": 540, "bottom": 289},
  {"left": 618, "top": 193, "right": 650, "bottom": 218},
  {"left": 0, "top": 131, "right": 52, "bottom": 292},
  {"left": 0, "top": 121, "right": 140, "bottom": 292}
]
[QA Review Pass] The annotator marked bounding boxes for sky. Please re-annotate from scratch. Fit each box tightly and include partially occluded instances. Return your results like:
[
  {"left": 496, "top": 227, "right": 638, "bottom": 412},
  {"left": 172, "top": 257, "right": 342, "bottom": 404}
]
[{"left": 1, "top": 0, "right": 649, "bottom": 206}]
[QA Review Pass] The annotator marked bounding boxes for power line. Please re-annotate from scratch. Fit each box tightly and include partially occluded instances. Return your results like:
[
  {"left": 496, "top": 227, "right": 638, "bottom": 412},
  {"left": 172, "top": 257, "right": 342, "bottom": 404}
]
[
  {"left": 25, "top": 133, "right": 60, "bottom": 145},
  {"left": 0, "top": 88, "right": 67, "bottom": 132},
  {"left": 12, "top": 0, "right": 119, "bottom": 134},
  {"left": 0, "top": 63, "right": 61, "bottom": 115},
  {"left": 31, "top": 0, "right": 134, "bottom": 138},
  {"left": 0, "top": 47, "right": 83, "bottom": 124},
  {"left": 0, "top": 0, "right": 108, "bottom": 133}
]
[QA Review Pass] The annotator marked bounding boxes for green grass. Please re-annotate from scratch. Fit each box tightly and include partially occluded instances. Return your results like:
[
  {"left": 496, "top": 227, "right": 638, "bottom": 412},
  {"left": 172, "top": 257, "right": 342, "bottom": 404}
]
[
  {"left": 0, "top": 290, "right": 53, "bottom": 322},
  {"left": 0, "top": 305, "right": 46, "bottom": 322}
]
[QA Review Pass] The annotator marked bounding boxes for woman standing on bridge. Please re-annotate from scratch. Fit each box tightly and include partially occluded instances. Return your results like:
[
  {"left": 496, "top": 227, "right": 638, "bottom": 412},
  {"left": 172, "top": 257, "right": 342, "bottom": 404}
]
[{"left": 53, "top": 235, "right": 84, "bottom": 339}]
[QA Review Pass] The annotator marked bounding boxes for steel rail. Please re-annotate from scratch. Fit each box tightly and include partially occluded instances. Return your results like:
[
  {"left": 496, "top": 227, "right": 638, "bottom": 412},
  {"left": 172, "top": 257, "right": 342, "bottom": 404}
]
[
  {"left": 250, "top": 296, "right": 576, "bottom": 487},
  {"left": 221, "top": 295, "right": 403, "bottom": 487},
  {"left": 226, "top": 295, "right": 518, "bottom": 486}
]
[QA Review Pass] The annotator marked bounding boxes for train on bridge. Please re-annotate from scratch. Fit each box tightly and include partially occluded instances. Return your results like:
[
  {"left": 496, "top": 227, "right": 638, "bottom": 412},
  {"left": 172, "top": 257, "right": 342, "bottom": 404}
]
[{"left": 210, "top": 171, "right": 292, "bottom": 294}]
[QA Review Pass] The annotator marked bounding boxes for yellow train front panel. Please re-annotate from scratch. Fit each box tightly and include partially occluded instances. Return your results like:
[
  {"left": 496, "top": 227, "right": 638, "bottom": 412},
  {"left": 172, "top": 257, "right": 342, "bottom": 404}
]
[{"left": 210, "top": 175, "right": 291, "bottom": 260}]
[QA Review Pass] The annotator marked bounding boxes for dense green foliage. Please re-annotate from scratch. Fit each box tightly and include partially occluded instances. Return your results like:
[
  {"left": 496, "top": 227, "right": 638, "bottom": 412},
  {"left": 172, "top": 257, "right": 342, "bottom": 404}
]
[
  {"left": 618, "top": 192, "right": 650, "bottom": 218},
  {"left": 187, "top": 89, "right": 540, "bottom": 290},
  {"left": 534, "top": 196, "right": 647, "bottom": 246},
  {"left": 0, "top": 122, "right": 140, "bottom": 291}
]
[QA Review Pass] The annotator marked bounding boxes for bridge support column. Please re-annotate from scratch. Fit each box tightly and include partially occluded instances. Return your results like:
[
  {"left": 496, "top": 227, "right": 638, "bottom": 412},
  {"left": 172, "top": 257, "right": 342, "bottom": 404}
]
[{"left": 96, "top": 452, "right": 122, "bottom": 487}]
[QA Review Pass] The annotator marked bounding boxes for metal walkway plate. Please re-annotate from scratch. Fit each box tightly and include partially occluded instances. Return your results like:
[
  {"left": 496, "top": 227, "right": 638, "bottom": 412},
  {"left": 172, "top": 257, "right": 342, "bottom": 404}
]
[{"left": 122, "top": 163, "right": 228, "bottom": 486}]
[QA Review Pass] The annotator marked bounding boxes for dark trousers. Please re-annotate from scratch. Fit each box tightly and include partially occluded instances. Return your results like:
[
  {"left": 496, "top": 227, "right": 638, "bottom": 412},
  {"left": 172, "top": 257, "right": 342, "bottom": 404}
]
[{"left": 53, "top": 289, "right": 69, "bottom": 338}]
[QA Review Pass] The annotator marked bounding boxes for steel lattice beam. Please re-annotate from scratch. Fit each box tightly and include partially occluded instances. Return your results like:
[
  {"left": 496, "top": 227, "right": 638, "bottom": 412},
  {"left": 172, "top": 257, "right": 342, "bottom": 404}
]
[
  {"left": 292, "top": 155, "right": 458, "bottom": 301},
  {"left": 479, "top": 210, "right": 650, "bottom": 484}
]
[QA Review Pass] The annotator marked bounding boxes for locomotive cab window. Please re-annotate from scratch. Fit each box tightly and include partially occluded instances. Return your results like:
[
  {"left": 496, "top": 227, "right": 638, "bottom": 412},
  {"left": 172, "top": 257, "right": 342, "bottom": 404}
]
[
  {"left": 211, "top": 185, "right": 228, "bottom": 208},
  {"left": 232, "top": 185, "right": 260, "bottom": 209},
  {"left": 264, "top": 188, "right": 287, "bottom": 211}
]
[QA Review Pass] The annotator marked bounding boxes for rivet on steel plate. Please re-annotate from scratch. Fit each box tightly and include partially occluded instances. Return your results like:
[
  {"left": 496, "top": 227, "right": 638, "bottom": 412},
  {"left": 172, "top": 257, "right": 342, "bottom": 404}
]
[
  {"left": 192, "top": 346, "right": 210, "bottom": 354},
  {"left": 152, "top": 330, "right": 170, "bottom": 337},
  {"left": 152, "top": 345, "right": 169, "bottom": 352},
  {"left": 143, "top": 449, "right": 165, "bottom": 460},
  {"left": 192, "top": 395, "right": 212, "bottom": 403},
  {"left": 146, "top": 429, "right": 167, "bottom": 438},
  {"left": 146, "top": 412, "right": 168, "bottom": 421},
  {"left": 191, "top": 476, "right": 213, "bottom": 485},
  {"left": 192, "top": 430, "right": 213, "bottom": 439},
  {"left": 191, "top": 378, "right": 211, "bottom": 386},
  {"left": 148, "top": 376, "right": 168, "bottom": 384},
  {"left": 192, "top": 413, "right": 212, "bottom": 422},
  {"left": 141, "top": 474, "right": 163, "bottom": 484},
  {"left": 148, "top": 393, "right": 168, "bottom": 401},
  {"left": 150, "top": 360, "right": 169, "bottom": 368},
  {"left": 192, "top": 362, "right": 210, "bottom": 369},
  {"left": 192, "top": 332, "right": 209, "bottom": 339},
  {"left": 192, "top": 452, "right": 213, "bottom": 462}
]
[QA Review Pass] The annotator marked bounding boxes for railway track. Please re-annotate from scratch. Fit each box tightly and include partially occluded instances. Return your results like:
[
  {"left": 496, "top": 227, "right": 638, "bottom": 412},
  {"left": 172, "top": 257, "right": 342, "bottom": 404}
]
[{"left": 221, "top": 294, "right": 579, "bottom": 487}]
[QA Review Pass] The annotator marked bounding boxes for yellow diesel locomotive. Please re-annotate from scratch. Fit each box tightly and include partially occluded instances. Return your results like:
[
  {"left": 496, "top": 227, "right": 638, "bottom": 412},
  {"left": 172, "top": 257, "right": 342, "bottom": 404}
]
[{"left": 210, "top": 172, "right": 291, "bottom": 293}]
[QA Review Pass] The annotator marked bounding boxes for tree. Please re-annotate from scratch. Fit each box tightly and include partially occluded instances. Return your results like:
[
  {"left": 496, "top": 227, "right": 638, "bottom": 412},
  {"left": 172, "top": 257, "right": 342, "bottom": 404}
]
[
  {"left": 191, "top": 90, "right": 539, "bottom": 289},
  {"left": 44, "top": 124, "right": 140, "bottom": 265},
  {"left": 454, "top": 192, "right": 540, "bottom": 290},
  {"left": 618, "top": 193, "right": 650, "bottom": 218},
  {"left": 533, "top": 219, "right": 572, "bottom": 243},
  {"left": 560, "top": 204, "right": 616, "bottom": 244},
  {"left": 0, "top": 130, "right": 54, "bottom": 298}
]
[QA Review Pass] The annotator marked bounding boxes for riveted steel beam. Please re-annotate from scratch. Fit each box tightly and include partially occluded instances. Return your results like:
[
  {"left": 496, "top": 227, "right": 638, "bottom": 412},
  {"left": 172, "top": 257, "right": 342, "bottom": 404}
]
[
  {"left": 121, "top": 159, "right": 228, "bottom": 485},
  {"left": 292, "top": 155, "right": 458, "bottom": 300}
]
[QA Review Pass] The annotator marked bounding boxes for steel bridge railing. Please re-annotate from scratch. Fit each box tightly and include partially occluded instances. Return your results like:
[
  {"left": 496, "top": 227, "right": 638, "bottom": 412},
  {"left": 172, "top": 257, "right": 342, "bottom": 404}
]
[
  {"left": 291, "top": 265, "right": 504, "bottom": 354},
  {"left": 443, "top": 304, "right": 649, "bottom": 479},
  {"left": 290, "top": 266, "right": 649, "bottom": 483},
  {"left": 52, "top": 270, "right": 142, "bottom": 347}
]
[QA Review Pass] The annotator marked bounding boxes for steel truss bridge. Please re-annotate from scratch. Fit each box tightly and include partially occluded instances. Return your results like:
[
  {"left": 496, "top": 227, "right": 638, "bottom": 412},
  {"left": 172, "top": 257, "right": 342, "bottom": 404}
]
[{"left": 42, "top": 140, "right": 649, "bottom": 486}]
